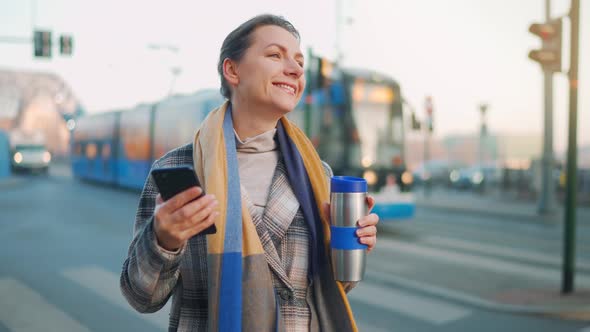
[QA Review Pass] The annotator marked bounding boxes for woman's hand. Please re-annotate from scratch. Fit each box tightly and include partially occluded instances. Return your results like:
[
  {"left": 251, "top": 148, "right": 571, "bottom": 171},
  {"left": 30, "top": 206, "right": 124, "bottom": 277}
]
[
  {"left": 322, "top": 195, "right": 379, "bottom": 253},
  {"left": 153, "top": 187, "right": 219, "bottom": 251}
]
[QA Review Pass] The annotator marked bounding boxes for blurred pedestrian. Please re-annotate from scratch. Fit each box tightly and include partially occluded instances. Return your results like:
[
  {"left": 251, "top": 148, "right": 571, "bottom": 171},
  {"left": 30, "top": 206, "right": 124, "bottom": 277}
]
[{"left": 120, "top": 14, "right": 378, "bottom": 332}]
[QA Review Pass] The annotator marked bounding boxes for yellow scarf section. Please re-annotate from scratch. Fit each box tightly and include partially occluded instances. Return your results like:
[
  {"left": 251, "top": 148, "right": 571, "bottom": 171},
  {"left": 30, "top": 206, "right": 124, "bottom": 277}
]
[{"left": 192, "top": 101, "right": 358, "bottom": 332}]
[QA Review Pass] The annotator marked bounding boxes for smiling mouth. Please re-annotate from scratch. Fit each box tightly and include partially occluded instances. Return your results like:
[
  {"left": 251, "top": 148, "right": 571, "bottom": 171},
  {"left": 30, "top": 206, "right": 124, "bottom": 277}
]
[{"left": 273, "top": 83, "right": 296, "bottom": 95}]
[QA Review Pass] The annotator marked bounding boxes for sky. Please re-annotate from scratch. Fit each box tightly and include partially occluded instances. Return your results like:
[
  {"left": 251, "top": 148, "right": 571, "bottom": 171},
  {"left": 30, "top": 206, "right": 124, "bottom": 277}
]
[{"left": 0, "top": 0, "right": 588, "bottom": 153}]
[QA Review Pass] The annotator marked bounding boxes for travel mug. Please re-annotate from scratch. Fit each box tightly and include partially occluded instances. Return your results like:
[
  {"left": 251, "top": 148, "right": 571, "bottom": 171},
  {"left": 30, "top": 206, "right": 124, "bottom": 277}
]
[{"left": 330, "top": 176, "right": 368, "bottom": 282}]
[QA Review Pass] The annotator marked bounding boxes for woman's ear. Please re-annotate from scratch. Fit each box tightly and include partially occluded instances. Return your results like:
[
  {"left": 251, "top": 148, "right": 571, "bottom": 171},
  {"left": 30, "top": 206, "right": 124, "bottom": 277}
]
[{"left": 223, "top": 58, "right": 239, "bottom": 87}]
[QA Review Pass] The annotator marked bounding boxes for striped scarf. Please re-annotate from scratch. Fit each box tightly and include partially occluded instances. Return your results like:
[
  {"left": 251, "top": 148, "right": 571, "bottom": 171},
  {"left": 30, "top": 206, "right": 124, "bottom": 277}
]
[{"left": 192, "top": 101, "right": 357, "bottom": 331}]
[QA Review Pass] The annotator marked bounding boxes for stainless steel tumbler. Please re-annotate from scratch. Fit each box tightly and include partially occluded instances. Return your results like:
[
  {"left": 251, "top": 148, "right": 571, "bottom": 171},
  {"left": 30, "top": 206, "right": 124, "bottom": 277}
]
[{"left": 330, "top": 176, "right": 368, "bottom": 282}]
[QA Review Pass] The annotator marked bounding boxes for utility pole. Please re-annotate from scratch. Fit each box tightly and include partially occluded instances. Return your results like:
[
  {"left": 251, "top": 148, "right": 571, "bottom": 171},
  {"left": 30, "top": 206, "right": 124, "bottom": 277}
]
[
  {"left": 147, "top": 44, "right": 181, "bottom": 97},
  {"left": 562, "top": 0, "right": 580, "bottom": 295},
  {"left": 538, "top": 0, "right": 556, "bottom": 215},
  {"left": 423, "top": 96, "right": 434, "bottom": 197},
  {"left": 478, "top": 103, "right": 488, "bottom": 168}
]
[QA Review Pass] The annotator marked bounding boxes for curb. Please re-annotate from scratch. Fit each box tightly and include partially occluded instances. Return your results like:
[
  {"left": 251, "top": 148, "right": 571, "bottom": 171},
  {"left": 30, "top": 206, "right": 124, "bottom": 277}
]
[
  {"left": 366, "top": 269, "right": 590, "bottom": 320},
  {"left": 415, "top": 202, "right": 559, "bottom": 225},
  {"left": 0, "top": 177, "right": 24, "bottom": 189}
]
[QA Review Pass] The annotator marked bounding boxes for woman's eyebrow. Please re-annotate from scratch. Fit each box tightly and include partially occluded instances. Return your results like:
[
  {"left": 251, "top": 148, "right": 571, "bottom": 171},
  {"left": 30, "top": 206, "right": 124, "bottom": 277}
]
[{"left": 264, "top": 43, "right": 303, "bottom": 59}]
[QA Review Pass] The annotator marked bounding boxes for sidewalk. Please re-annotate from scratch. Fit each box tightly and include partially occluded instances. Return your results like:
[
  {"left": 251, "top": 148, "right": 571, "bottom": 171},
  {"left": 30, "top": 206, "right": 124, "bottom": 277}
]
[
  {"left": 414, "top": 188, "right": 590, "bottom": 225},
  {"left": 377, "top": 190, "right": 590, "bottom": 321},
  {"left": 377, "top": 227, "right": 590, "bottom": 321}
]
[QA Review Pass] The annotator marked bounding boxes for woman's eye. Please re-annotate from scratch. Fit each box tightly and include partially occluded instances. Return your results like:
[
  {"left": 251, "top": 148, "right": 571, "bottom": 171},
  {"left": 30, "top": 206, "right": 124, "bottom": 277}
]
[{"left": 270, "top": 53, "right": 281, "bottom": 58}]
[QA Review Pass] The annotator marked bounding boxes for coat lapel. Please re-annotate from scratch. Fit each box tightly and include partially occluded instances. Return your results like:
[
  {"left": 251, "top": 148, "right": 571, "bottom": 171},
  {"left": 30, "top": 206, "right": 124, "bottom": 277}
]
[
  {"left": 240, "top": 160, "right": 300, "bottom": 291},
  {"left": 263, "top": 161, "right": 300, "bottom": 247}
]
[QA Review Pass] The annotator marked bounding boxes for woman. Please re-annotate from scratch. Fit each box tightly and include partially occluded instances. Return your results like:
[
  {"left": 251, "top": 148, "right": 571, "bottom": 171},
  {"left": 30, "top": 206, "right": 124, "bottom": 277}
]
[{"left": 120, "top": 14, "right": 378, "bottom": 332}]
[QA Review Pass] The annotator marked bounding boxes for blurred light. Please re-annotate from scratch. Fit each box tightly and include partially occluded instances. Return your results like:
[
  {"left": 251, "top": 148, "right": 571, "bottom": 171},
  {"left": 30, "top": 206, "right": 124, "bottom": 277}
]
[
  {"left": 450, "top": 170, "right": 460, "bottom": 183},
  {"left": 471, "top": 171, "right": 484, "bottom": 185},
  {"left": 361, "top": 156, "right": 373, "bottom": 168},
  {"left": 422, "top": 171, "right": 431, "bottom": 181},
  {"left": 43, "top": 152, "right": 51, "bottom": 163},
  {"left": 363, "top": 170, "right": 378, "bottom": 185},
  {"left": 54, "top": 93, "right": 65, "bottom": 104},
  {"left": 14, "top": 152, "right": 23, "bottom": 164},
  {"left": 66, "top": 119, "right": 76, "bottom": 131},
  {"left": 320, "top": 58, "right": 333, "bottom": 79},
  {"left": 401, "top": 171, "right": 413, "bottom": 185}
]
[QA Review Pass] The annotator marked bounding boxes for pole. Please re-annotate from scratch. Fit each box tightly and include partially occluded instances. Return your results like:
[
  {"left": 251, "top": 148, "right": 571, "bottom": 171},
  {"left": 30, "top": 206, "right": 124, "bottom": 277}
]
[
  {"left": 424, "top": 97, "right": 432, "bottom": 197},
  {"left": 562, "top": 0, "right": 579, "bottom": 294},
  {"left": 335, "top": 0, "right": 342, "bottom": 63},
  {"left": 424, "top": 126, "right": 430, "bottom": 197},
  {"left": 538, "top": 0, "right": 556, "bottom": 214},
  {"left": 479, "top": 104, "right": 488, "bottom": 167}
]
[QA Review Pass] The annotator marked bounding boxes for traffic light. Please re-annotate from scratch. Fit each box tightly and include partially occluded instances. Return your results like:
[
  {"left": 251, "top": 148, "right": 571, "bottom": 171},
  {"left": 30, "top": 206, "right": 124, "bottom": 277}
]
[
  {"left": 411, "top": 112, "right": 421, "bottom": 131},
  {"left": 60, "top": 35, "right": 73, "bottom": 55},
  {"left": 34, "top": 30, "right": 52, "bottom": 58},
  {"left": 528, "top": 18, "right": 562, "bottom": 72}
]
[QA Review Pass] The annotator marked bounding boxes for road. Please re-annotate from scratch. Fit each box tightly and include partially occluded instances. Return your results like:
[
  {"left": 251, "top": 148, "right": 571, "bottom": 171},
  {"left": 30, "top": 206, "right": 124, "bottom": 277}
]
[{"left": 0, "top": 170, "right": 589, "bottom": 331}]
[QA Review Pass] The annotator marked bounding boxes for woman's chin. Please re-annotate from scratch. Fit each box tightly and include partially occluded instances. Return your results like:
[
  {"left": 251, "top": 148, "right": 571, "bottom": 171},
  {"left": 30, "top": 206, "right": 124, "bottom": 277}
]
[{"left": 272, "top": 98, "right": 298, "bottom": 115}]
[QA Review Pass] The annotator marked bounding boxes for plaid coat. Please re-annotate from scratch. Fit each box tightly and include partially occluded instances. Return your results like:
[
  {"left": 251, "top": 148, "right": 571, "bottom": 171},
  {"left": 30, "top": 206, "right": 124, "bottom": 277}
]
[{"left": 120, "top": 142, "right": 336, "bottom": 331}]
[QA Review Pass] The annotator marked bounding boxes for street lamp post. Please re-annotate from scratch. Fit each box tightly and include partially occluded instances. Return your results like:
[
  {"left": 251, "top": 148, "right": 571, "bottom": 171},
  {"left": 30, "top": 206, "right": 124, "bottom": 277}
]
[
  {"left": 478, "top": 104, "right": 488, "bottom": 167},
  {"left": 147, "top": 44, "right": 181, "bottom": 97}
]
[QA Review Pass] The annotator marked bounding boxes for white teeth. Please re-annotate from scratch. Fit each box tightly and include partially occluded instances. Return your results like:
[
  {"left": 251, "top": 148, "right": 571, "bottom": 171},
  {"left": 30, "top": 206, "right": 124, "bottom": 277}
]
[{"left": 275, "top": 83, "right": 295, "bottom": 94}]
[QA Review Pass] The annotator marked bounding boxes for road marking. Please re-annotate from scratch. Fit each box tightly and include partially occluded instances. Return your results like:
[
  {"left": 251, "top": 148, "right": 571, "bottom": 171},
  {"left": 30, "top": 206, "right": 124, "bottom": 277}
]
[
  {"left": 396, "top": 218, "right": 590, "bottom": 253},
  {"left": 377, "top": 237, "right": 590, "bottom": 287},
  {"left": 0, "top": 278, "right": 90, "bottom": 332},
  {"left": 348, "top": 282, "right": 471, "bottom": 325},
  {"left": 355, "top": 320, "right": 392, "bottom": 332},
  {"left": 422, "top": 235, "right": 590, "bottom": 270},
  {"left": 61, "top": 265, "right": 169, "bottom": 330}
]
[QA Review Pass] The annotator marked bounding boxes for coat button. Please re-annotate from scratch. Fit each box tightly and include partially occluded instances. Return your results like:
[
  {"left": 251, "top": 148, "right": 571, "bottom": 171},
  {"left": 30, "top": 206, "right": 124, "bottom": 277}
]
[{"left": 279, "top": 289, "right": 291, "bottom": 301}]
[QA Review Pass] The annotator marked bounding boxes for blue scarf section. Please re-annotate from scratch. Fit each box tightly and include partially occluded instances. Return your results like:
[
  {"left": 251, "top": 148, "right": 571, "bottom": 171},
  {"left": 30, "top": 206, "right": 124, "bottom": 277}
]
[
  {"left": 217, "top": 107, "right": 327, "bottom": 331},
  {"left": 276, "top": 121, "right": 326, "bottom": 276},
  {"left": 218, "top": 107, "right": 243, "bottom": 331}
]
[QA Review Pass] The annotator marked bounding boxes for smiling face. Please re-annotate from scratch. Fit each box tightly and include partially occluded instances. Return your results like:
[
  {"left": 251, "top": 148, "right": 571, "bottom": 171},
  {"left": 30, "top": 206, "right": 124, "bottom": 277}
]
[{"left": 227, "top": 25, "right": 305, "bottom": 117}]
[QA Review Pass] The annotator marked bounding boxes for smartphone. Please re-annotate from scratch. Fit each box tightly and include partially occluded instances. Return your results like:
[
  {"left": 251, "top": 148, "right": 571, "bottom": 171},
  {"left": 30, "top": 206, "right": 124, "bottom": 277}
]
[{"left": 151, "top": 166, "right": 217, "bottom": 234}]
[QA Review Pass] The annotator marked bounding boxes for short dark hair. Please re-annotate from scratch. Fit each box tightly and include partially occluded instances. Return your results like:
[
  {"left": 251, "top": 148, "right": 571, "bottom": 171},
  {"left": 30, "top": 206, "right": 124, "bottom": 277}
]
[{"left": 217, "top": 14, "right": 300, "bottom": 100}]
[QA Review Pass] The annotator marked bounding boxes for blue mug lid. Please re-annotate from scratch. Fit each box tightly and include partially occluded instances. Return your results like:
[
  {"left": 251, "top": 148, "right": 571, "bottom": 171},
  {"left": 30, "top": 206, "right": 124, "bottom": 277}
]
[{"left": 331, "top": 176, "right": 367, "bottom": 193}]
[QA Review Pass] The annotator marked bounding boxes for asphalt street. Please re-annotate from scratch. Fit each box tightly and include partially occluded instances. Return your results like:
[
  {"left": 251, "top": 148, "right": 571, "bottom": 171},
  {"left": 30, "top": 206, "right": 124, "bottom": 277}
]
[{"left": 0, "top": 170, "right": 589, "bottom": 331}]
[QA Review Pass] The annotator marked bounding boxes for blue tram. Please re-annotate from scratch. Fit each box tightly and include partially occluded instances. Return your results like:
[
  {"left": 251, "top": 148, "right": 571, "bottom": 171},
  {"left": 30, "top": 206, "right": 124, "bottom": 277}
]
[
  {"left": 71, "top": 90, "right": 223, "bottom": 189},
  {"left": 71, "top": 62, "right": 414, "bottom": 220}
]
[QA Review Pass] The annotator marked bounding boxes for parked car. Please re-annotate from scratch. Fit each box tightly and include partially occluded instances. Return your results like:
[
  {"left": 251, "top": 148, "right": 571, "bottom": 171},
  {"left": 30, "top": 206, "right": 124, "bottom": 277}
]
[
  {"left": 413, "top": 160, "right": 465, "bottom": 186},
  {"left": 11, "top": 144, "right": 51, "bottom": 174},
  {"left": 449, "top": 165, "right": 500, "bottom": 191}
]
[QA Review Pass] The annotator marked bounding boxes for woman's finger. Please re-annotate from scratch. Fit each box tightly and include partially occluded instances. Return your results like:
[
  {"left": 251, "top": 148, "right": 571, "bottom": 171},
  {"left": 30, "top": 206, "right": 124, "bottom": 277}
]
[
  {"left": 366, "top": 195, "right": 375, "bottom": 213},
  {"left": 358, "top": 213, "right": 379, "bottom": 227},
  {"left": 356, "top": 225, "right": 377, "bottom": 237}
]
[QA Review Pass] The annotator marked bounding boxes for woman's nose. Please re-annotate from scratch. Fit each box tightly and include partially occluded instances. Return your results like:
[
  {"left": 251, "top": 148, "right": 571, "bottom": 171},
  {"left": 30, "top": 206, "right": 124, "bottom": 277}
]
[{"left": 284, "top": 58, "right": 304, "bottom": 78}]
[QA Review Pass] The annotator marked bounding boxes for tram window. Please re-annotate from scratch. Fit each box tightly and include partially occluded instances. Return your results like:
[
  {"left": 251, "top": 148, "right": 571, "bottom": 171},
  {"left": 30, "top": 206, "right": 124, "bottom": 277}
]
[
  {"left": 86, "top": 143, "right": 97, "bottom": 159},
  {"left": 120, "top": 106, "right": 151, "bottom": 160},
  {"left": 392, "top": 116, "right": 403, "bottom": 145},
  {"left": 74, "top": 143, "right": 82, "bottom": 156},
  {"left": 102, "top": 143, "right": 111, "bottom": 158}
]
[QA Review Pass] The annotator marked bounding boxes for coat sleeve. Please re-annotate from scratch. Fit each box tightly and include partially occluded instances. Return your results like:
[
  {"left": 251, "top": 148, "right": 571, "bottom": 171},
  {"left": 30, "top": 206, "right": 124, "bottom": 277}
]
[{"left": 120, "top": 160, "right": 186, "bottom": 313}]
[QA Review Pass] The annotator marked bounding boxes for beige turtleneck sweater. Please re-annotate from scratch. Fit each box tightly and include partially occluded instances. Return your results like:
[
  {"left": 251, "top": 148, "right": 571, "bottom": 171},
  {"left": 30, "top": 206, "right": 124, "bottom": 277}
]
[{"left": 235, "top": 128, "right": 279, "bottom": 215}]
